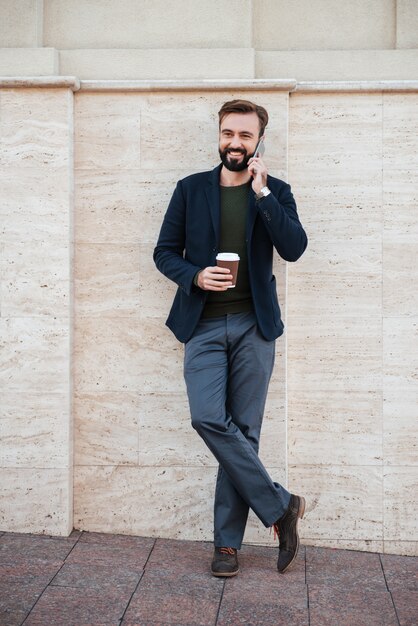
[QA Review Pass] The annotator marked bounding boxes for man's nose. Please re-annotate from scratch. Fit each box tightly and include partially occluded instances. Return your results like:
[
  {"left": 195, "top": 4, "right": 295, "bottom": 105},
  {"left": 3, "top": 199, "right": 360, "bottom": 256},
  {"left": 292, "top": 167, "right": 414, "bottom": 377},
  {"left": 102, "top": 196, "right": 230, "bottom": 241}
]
[{"left": 229, "top": 136, "right": 242, "bottom": 148}]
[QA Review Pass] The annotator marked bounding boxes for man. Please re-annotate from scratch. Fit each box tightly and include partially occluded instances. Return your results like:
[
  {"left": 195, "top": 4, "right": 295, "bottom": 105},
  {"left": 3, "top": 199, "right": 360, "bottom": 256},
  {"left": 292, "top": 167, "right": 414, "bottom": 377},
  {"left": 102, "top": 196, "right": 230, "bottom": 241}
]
[{"left": 154, "top": 99, "right": 308, "bottom": 577}]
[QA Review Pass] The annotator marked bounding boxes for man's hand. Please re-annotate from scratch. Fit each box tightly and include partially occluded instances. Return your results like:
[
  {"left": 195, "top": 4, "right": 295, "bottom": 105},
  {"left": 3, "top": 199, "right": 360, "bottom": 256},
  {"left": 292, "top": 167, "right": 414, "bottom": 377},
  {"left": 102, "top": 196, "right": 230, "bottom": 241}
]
[
  {"left": 248, "top": 156, "right": 268, "bottom": 195},
  {"left": 197, "top": 266, "right": 233, "bottom": 291}
]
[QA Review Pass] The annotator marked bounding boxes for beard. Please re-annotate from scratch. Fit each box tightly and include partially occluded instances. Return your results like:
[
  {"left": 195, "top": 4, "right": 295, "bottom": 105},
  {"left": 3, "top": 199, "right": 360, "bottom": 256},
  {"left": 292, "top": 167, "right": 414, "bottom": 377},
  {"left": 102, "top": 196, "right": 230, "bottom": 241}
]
[{"left": 219, "top": 146, "right": 253, "bottom": 172}]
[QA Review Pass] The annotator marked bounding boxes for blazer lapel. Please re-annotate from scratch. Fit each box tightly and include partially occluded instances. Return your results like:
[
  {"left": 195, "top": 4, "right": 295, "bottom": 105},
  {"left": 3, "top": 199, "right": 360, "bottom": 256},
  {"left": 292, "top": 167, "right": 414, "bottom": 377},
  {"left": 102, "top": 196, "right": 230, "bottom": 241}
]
[{"left": 205, "top": 164, "right": 222, "bottom": 244}]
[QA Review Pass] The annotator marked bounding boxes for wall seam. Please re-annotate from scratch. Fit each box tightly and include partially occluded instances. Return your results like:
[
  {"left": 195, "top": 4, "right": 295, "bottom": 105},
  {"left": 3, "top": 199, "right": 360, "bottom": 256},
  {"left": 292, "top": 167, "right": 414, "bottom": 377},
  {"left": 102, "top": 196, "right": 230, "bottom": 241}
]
[{"left": 35, "top": 0, "right": 44, "bottom": 47}]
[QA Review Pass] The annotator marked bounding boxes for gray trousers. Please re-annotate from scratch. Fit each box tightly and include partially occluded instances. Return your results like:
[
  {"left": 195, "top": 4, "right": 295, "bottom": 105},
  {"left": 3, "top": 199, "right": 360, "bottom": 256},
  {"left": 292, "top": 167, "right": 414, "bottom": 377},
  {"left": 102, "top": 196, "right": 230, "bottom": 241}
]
[{"left": 184, "top": 311, "right": 291, "bottom": 549}]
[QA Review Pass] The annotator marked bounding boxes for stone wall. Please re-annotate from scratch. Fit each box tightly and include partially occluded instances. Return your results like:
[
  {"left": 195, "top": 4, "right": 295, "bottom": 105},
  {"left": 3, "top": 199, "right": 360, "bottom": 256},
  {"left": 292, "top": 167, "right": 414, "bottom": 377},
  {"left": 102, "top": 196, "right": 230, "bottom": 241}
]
[
  {"left": 0, "top": 1, "right": 417, "bottom": 80},
  {"left": 0, "top": 82, "right": 75, "bottom": 535},
  {"left": 0, "top": 78, "right": 416, "bottom": 555},
  {"left": 287, "top": 90, "right": 418, "bottom": 555}
]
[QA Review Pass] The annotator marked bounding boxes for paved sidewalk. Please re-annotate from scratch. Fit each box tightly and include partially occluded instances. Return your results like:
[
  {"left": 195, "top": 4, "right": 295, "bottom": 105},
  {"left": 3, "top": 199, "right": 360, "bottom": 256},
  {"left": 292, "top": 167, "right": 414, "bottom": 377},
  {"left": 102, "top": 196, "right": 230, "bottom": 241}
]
[{"left": 0, "top": 530, "right": 416, "bottom": 626}]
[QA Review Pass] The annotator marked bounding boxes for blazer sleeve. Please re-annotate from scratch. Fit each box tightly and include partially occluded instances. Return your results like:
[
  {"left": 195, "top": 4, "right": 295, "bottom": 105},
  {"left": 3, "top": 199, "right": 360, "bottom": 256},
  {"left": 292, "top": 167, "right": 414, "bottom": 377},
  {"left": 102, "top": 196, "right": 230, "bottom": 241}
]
[
  {"left": 153, "top": 180, "right": 202, "bottom": 296},
  {"left": 257, "top": 181, "right": 308, "bottom": 262}
]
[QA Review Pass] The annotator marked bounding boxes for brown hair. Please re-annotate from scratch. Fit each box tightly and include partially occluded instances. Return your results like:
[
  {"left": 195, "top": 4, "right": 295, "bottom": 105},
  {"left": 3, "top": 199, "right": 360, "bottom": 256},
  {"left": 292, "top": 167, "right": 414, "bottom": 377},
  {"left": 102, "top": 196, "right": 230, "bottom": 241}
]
[{"left": 218, "top": 99, "right": 269, "bottom": 137}]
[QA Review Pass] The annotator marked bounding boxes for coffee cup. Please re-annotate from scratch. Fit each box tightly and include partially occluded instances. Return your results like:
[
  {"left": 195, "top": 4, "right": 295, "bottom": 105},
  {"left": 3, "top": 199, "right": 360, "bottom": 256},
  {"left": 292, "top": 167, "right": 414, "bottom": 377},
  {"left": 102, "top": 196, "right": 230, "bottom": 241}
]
[{"left": 216, "top": 252, "right": 240, "bottom": 288}]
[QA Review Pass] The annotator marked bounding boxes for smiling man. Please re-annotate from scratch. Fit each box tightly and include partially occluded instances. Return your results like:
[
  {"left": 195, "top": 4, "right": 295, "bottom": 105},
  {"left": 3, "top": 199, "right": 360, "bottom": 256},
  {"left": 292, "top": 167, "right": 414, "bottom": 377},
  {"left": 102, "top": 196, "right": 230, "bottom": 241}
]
[{"left": 154, "top": 99, "right": 308, "bottom": 577}]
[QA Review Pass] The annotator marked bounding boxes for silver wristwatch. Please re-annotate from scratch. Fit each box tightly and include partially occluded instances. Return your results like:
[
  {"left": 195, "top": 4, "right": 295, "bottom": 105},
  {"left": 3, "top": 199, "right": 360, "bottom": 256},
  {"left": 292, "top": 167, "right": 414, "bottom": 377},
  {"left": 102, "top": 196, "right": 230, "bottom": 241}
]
[{"left": 255, "top": 186, "right": 271, "bottom": 201}]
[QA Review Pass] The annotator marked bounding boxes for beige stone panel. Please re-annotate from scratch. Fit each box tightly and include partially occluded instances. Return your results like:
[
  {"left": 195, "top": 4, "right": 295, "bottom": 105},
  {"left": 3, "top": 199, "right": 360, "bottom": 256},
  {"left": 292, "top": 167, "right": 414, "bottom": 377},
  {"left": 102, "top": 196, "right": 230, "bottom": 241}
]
[
  {"left": 289, "top": 93, "right": 382, "bottom": 159},
  {"left": 252, "top": 92, "right": 289, "bottom": 176},
  {"left": 383, "top": 183, "right": 418, "bottom": 245},
  {"left": 74, "top": 243, "right": 140, "bottom": 317},
  {"left": 74, "top": 464, "right": 288, "bottom": 541},
  {"left": 140, "top": 92, "right": 288, "bottom": 172},
  {"left": 304, "top": 538, "right": 384, "bottom": 553},
  {"left": 139, "top": 93, "right": 232, "bottom": 171},
  {"left": 253, "top": 0, "right": 395, "bottom": 50},
  {"left": 0, "top": 48, "right": 58, "bottom": 75},
  {"left": 2, "top": 241, "right": 70, "bottom": 317},
  {"left": 0, "top": 88, "right": 72, "bottom": 169},
  {"left": 0, "top": 167, "right": 70, "bottom": 244},
  {"left": 61, "top": 48, "right": 255, "bottom": 80},
  {"left": 383, "top": 317, "right": 418, "bottom": 467},
  {"left": 74, "top": 392, "right": 139, "bottom": 466},
  {"left": 0, "top": 392, "right": 70, "bottom": 468},
  {"left": 289, "top": 191, "right": 382, "bottom": 246},
  {"left": 383, "top": 94, "right": 418, "bottom": 172},
  {"left": 74, "top": 316, "right": 184, "bottom": 394},
  {"left": 137, "top": 389, "right": 285, "bottom": 469},
  {"left": 256, "top": 50, "right": 418, "bottom": 81},
  {"left": 0, "top": 317, "right": 69, "bottom": 393},
  {"left": 396, "top": 0, "right": 418, "bottom": 48},
  {"left": 138, "top": 243, "right": 177, "bottom": 319},
  {"left": 0, "top": 244, "right": 3, "bottom": 315},
  {"left": 383, "top": 243, "right": 418, "bottom": 317},
  {"left": 383, "top": 317, "right": 418, "bottom": 389},
  {"left": 137, "top": 392, "right": 211, "bottom": 467},
  {"left": 288, "top": 465, "right": 383, "bottom": 540},
  {"left": 75, "top": 93, "right": 141, "bottom": 170},
  {"left": 258, "top": 392, "right": 286, "bottom": 468},
  {"left": 287, "top": 240, "right": 382, "bottom": 319},
  {"left": 383, "top": 541, "right": 418, "bottom": 557},
  {"left": 74, "top": 169, "right": 190, "bottom": 245},
  {"left": 384, "top": 467, "right": 418, "bottom": 541},
  {"left": 288, "top": 93, "right": 382, "bottom": 243},
  {"left": 0, "top": 467, "right": 72, "bottom": 535},
  {"left": 287, "top": 316, "right": 382, "bottom": 392},
  {"left": 0, "top": 1, "right": 41, "bottom": 47},
  {"left": 383, "top": 388, "right": 418, "bottom": 466},
  {"left": 74, "top": 465, "right": 217, "bottom": 540},
  {"left": 383, "top": 95, "right": 418, "bottom": 316},
  {"left": 45, "top": 1, "right": 251, "bottom": 49},
  {"left": 273, "top": 256, "right": 286, "bottom": 320},
  {"left": 288, "top": 390, "right": 383, "bottom": 467},
  {"left": 74, "top": 92, "right": 288, "bottom": 239}
]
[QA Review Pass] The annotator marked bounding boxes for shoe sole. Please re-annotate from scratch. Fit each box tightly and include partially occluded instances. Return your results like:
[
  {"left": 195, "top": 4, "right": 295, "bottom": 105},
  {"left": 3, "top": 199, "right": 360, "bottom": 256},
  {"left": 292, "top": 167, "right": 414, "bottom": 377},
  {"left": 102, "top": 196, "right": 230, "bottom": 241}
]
[
  {"left": 211, "top": 568, "right": 239, "bottom": 578},
  {"left": 278, "top": 496, "right": 306, "bottom": 574}
]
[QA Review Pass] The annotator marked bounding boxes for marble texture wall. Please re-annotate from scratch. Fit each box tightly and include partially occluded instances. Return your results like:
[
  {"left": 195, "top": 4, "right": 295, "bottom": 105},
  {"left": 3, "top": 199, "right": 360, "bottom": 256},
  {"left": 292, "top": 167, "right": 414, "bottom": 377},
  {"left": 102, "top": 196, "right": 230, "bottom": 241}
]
[
  {"left": 0, "top": 86, "right": 74, "bottom": 534},
  {"left": 73, "top": 90, "right": 289, "bottom": 545},
  {"left": 288, "top": 92, "right": 418, "bottom": 556},
  {"left": 0, "top": 81, "right": 416, "bottom": 555},
  {"left": 2, "top": 1, "right": 418, "bottom": 80}
]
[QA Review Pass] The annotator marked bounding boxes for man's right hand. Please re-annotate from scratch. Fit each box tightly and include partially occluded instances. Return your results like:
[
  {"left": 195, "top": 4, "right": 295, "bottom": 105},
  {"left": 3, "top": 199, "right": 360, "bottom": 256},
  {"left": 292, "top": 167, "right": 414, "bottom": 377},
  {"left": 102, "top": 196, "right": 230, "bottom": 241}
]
[{"left": 197, "top": 266, "right": 233, "bottom": 291}]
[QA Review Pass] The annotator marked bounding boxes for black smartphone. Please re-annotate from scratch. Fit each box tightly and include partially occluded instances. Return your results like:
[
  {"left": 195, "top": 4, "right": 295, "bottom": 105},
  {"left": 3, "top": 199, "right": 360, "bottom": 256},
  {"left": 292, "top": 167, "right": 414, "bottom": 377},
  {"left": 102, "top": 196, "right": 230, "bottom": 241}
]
[{"left": 253, "top": 137, "right": 265, "bottom": 158}]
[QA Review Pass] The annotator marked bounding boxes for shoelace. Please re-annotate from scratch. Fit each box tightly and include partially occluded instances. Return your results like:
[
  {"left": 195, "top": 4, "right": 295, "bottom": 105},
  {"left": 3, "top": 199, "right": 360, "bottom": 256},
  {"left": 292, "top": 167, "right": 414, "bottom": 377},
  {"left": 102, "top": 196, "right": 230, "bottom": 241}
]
[
  {"left": 271, "top": 523, "right": 280, "bottom": 542},
  {"left": 219, "top": 547, "right": 236, "bottom": 555}
]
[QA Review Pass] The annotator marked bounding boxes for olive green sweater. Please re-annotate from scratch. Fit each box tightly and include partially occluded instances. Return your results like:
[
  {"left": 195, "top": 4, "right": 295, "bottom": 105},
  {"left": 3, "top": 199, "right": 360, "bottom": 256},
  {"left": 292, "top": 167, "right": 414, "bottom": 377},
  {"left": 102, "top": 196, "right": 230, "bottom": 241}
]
[{"left": 202, "top": 181, "right": 253, "bottom": 318}]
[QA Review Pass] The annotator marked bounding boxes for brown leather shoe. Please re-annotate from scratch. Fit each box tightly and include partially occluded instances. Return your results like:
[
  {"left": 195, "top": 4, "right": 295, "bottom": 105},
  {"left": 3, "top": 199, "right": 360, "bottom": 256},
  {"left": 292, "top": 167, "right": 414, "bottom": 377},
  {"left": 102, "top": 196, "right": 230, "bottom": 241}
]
[
  {"left": 274, "top": 494, "right": 306, "bottom": 573},
  {"left": 211, "top": 547, "right": 239, "bottom": 577}
]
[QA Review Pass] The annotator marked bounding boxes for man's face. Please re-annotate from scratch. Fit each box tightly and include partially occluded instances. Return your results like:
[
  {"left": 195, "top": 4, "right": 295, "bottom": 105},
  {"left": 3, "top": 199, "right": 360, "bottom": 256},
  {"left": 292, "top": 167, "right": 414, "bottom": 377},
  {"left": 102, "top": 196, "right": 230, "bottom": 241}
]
[{"left": 218, "top": 112, "right": 261, "bottom": 172}]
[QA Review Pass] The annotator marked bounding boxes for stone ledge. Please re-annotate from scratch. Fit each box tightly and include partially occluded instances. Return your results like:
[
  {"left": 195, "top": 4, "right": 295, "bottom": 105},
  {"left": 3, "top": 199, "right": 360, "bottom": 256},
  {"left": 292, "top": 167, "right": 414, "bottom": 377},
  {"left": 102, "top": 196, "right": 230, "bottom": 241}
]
[
  {"left": 295, "top": 80, "right": 418, "bottom": 93},
  {"left": 1, "top": 77, "right": 417, "bottom": 93},
  {"left": 0, "top": 75, "right": 80, "bottom": 90},
  {"left": 78, "top": 78, "right": 297, "bottom": 92}
]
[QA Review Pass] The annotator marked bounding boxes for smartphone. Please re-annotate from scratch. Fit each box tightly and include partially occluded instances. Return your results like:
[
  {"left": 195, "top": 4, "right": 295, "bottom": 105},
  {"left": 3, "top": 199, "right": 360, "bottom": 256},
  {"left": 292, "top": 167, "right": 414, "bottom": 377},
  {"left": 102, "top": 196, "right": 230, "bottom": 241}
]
[{"left": 253, "top": 137, "right": 265, "bottom": 158}]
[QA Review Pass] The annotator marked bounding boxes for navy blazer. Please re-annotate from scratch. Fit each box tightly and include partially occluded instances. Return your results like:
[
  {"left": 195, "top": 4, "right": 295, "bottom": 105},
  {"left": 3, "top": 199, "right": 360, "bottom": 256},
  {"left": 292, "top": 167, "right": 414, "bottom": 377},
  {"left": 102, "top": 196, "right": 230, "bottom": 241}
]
[{"left": 154, "top": 164, "right": 307, "bottom": 343}]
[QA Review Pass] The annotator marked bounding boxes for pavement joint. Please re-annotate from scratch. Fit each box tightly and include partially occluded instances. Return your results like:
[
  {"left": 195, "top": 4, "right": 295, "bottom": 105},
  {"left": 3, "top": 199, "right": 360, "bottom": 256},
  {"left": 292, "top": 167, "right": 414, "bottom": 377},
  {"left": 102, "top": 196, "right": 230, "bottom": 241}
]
[{"left": 0, "top": 531, "right": 415, "bottom": 625}]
